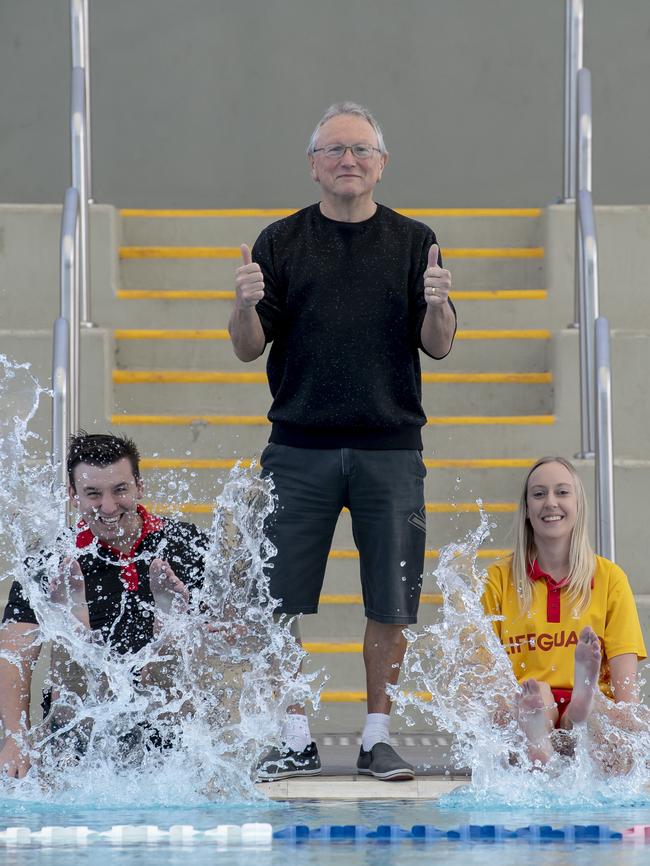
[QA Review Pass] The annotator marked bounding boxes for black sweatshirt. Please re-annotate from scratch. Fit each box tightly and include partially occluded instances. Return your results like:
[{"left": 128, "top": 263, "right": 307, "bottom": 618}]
[
  {"left": 253, "top": 203, "right": 456, "bottom": 450},
  {"left": 3, "top": 508, "right": 207, "bottom": 655}
]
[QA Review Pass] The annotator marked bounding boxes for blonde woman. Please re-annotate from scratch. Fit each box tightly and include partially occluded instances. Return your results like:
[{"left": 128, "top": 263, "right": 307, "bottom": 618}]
[{"left": 482, "top": 457, "right": 646, "bottom": 764}]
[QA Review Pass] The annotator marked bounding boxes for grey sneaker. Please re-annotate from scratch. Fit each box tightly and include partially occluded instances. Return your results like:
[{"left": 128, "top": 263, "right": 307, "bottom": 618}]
[
  {"left": 357, "top": 742, "right": 415, "bottom": 781},
  {"left": 257, "top": 741, "right": 322, "bottom": 781}
]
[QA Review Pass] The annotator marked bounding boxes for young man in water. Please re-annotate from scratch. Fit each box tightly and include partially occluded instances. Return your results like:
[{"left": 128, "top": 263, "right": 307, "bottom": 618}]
[{"left": 0, "top": 432, "right": 207, "bottom": 779}]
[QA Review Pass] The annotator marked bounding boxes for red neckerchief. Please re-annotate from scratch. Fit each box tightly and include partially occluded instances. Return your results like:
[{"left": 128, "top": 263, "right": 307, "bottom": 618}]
[
  {"left": 76, "top": 504, "right": 164, "bottom": 591},
  {"left": 528, "top": 559, "right": 594, "bottom": 623}
]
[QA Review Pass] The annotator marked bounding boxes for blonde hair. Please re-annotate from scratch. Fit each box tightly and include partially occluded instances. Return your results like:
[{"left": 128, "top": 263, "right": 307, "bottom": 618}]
[{"left": 511, "top": 456, "right": 595, "bottom": 614}]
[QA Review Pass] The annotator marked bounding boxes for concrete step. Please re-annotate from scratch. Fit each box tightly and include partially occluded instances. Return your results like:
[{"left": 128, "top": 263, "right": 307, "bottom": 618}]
[
  {"left": 119, "top": 255, "right": 545, "bottom": 292},
  {"left": 140, "top": 502, "right": 516, "bottom": 551},
  {"left": 113, "top": 377, "right": 554, "bottom": 416},
  {"left": 113, "top": 332, "right": 551, "bottom": 373},
  {"left": 110, "top": 290, "right": 550, "bottom": 330},
  {"left": 109, "top": 416, "right": 569, "bottom": 460},
  {"left": 119, "top": 209, "right": 543, "bottom": 248},
  {"left": 139, "top": 461, "right": 532, "bottom": 503}
]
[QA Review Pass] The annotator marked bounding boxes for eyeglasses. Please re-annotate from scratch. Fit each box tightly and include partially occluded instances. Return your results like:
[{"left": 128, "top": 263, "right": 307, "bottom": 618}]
[{"left": 312, "top": 143, "right": 382, "bottom": 160}]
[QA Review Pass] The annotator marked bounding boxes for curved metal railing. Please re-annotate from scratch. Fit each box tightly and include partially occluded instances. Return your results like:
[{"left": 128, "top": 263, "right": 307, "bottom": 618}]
[
  {"left": 563, "top": 0, "right": 584, "bottom": 202},
  {"left": 71, "top": 0, "right": 92, "bottom": 202},
  {"left": 71, "top": 65, "right": 91, "bottom": 327},
  {"left": 52, "top": 317, "right": 70, "bottom": 493},
  {"left": 576, "top": 187, "right": 599, "bottom": 460},
  {"left": 573, "top": 62, "right": 616, "bottom": 556},
  {"left": 595, "top": 317, "right": 615, "bottom": 560},
  {"left": 52, "top": 0, "right": 92, "bottom": 490}
]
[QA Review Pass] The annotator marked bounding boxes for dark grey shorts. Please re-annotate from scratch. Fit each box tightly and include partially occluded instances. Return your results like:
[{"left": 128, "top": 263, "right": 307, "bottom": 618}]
[{"left": 260, "top": 444, "right": 426, "bottom": 624}]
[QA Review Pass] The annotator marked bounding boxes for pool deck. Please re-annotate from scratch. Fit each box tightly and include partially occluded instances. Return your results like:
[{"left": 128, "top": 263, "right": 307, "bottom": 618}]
[
  {"left": 255, "top": 734, "right": 468, "bottom": 799},
  {"left": 257, "top": 775, "right": 465, "bottom": 800}
]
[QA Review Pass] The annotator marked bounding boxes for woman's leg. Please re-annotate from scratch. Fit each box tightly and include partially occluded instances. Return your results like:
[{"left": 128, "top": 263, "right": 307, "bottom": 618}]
[
  {"left": 517, "top": 679, "right": 559, "bottom": 764},
  {"left": 559, "top": 626, "right": 601, "bottom": 729}
]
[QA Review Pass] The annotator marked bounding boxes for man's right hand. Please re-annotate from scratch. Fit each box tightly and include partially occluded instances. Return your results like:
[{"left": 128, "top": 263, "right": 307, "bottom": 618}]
[
  {"left": 235, "top": 244, "right": 265, "bottom": 309},
  {"left": 0, "top": 735, "right": 30, "bottom": 779}
]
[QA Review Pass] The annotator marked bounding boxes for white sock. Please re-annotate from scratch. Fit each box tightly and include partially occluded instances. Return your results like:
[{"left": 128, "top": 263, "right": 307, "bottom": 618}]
[
  {"left": 362, "top": 713, "right": 391, "bottom": 751},
  {"left": 281, "top": 713, "right": 312, "bottom": 752}
]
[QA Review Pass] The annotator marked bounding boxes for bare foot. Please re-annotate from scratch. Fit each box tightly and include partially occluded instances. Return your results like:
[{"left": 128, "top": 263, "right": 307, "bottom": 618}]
[
  {"left": 566, "top": 626, "right": 601, "bottom": 725},
  {"left": 149, "top": 559, "right": 189, "bottom": 614},
  {"left": 518, "top": 679, "right": 554, "bottom": 765}
]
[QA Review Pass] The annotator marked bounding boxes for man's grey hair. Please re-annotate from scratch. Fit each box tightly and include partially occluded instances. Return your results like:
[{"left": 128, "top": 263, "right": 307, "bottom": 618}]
[{"left": 306, "top": 102, "right": 388, "bottom": 155}]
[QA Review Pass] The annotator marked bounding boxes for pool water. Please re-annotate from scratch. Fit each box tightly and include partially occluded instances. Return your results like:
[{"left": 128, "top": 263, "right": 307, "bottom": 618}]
[{"left": 3, "top": 797, "right": 650, "bottom": 866}]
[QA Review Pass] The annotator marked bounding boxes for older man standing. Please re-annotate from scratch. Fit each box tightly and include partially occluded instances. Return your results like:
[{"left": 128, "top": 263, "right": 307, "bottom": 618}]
[{"left": 229, "top": 102, "right": 456, "bottom": 781}]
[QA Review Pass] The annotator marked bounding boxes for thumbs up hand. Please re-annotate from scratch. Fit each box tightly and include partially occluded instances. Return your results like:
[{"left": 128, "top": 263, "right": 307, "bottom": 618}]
[
  {"left": 235, "top": 243, "right": 265, "bottom": 309},
  {"left": 423, "top": 243, "right": 452, "bottom": 307}
]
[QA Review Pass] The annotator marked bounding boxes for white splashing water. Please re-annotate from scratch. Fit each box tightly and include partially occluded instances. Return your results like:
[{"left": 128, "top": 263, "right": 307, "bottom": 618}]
[
  {"left": 393, "top": 506, "right": 650, "bottom": 807},
  {"left": 0, "top": 355, "right": 323, "bottom": 805}
]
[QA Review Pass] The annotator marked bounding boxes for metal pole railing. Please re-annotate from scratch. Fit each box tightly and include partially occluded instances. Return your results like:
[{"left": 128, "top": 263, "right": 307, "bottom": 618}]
[
  {"left": 573, "top": 68, "right": 592, "bottom": 326},
  {"left": 71, "top": 66, "right": 92, "bottom": 327},
  {"left": 52, "top": 317, "right": 70, "bottom": 495},
  {"left": 60, "top": 187, "right": 80, "bottom": 438},
  {"left": 563, "top": 0, "right": 584, "bottom": 202},
  {"left": 576, "top": 188, "right": 599, "bottom": 459},
  {"left": 71, "top": 0, "right": 92, "bottom": 202},
  {"left": 595, "top": 316, "right": 615, "bottom": 559}
]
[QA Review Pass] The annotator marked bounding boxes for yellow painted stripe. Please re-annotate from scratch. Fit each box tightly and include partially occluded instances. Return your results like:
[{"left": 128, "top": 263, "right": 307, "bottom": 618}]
[
  {"left": 112, "top": 413, "right": 555, "bottom": 427},
  {"left": 328, "top": 549, "right": 510, "bottom": 561},
  {"left": 112, "top": 414, "right": 271, "bottom": 426},
  {"left": 427, "top": 415, "right": 554, "bottom": 426},
  {"left": 322, "top": 691, "right": 432, "bottom": 703},
  {"left": 117, "top": 290, "right": 235, "bottom": 301},
  {"left": 120, "top": 207, "right": 541, "bottom": 218},
  {"left": 114, "top": 329, "right": 230, "bottom": 340},
  {"left": 120, "top": 246, "right": 241, "bottom": 259},
  {"left": 320, "top": 594, "right": 442, "bottom": 605},
  {"left": 145, "top": 501, "right": 515, "bottom": 515},
  {"left": 116, "top": 288, "right": 548, "bottom": 302},
  {"left": 397, "top": 208, "right": 541, "bottom": 218},
  {"left": 453, "top": 290, "right": 547, "bottom": 301},
  {"left": 119, "top": 246, "right": 544, "bottom": 260},
  {"left": 113, "top": 327, "right": 549, "bottom": 342},
  {"left": 120, "top": 209, "right": 298, "bottom": 218},
  {"left": 304, "top": 642, "right": 363, "bottom": 653},
  {"left": 141, "top": 458, "right": 255, "bottom": 469},
  {"left": 113, "top": 369, "right": 552, "bottom": 385},
  {"left": 445, "top": 248, "right": 543, "bottom": 259},
  {"left": 140, "top": 457, "right": 532, "bottom": 471},
  {"left": 456, "top": 329, "right": 550, "bottom": 340},
  {"left": 425, "top": 502, "right": 516, "bottom": 513}
]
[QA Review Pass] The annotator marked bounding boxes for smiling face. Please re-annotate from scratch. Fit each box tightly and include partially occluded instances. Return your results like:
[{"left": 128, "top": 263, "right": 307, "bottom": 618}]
[
  {"left": 69, "top": 458, "right": 144, "bottom": 547},
  {"left": 308, "top": 114, "right": 387, "bottom": 210},
  {"left": 525, "top": 461, "right": 578, "bottom": 546}
]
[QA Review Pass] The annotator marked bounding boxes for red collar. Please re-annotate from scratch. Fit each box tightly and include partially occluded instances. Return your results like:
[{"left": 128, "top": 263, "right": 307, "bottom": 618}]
[
  {"left": 527, "top": 558, "right": 571, "bottom": 589},
  {"left": 75, "top": 505, "right": 164, "bottom": 591},
  {"left": 528, "top": 558, "right": 594, "bottom": 590}
]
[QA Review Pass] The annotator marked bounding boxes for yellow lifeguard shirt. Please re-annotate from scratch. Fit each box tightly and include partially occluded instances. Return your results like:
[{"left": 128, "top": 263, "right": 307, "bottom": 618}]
[{"left": 482, "top": 555, "right": 646, "bottom": 696}]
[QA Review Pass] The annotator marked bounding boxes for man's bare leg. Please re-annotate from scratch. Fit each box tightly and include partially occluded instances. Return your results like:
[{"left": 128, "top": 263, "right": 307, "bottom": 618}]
[
  {"left": 560, "top": 626, "right": 602, "bottom": 728},
  {"left": 364, "top": 620, "right": 407, "bottom": 715},
  {"left": 517, "top": 679, "right": 557, "bottom": 765}
]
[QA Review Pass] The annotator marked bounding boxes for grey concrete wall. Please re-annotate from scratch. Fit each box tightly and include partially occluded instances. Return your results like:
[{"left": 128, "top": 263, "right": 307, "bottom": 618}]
[
  {"left": 544, "top": 204, "right": 650, "bottom": 329},
  {"left": 1, "top": 1, "right": 649, "bottom": 208}
]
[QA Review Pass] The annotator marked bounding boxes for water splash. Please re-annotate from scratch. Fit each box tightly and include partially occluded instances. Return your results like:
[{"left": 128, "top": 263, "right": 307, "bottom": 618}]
[
  {"left": 393, "top": 505, "right": 650, "bottom": 808},
  {"left": 0, "top": 355, "right": 322, "bottom": 804}
]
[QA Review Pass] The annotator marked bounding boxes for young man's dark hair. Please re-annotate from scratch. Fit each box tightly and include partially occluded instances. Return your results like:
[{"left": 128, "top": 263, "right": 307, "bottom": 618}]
[{"left": 67, "top": 431, "right": 141, "bottom": 488}]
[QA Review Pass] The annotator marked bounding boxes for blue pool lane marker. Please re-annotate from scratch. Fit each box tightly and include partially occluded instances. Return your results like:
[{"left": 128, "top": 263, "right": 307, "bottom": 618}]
[{"left": 0, "top": 823, "right": 641, "bottom": 847}]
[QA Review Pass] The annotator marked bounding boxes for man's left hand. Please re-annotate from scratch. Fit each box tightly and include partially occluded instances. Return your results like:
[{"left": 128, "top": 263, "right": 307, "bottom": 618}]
[
  {"left": 423, "top": 243, "right": 452, "bottom": 307},
  {"left": 149, "top": 559, "right": 189, "bottom": 614}
]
